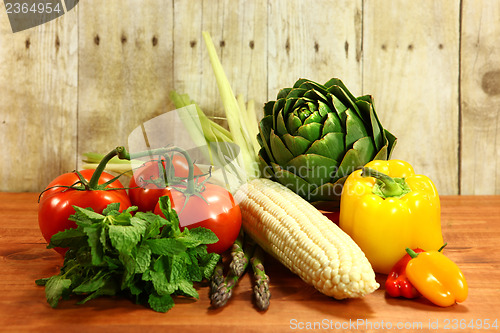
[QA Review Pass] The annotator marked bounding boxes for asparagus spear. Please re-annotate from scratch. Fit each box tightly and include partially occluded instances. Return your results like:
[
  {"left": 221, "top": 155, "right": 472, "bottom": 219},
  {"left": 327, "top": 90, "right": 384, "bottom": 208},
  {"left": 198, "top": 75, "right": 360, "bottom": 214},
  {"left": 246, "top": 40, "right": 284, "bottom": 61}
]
[
  {"left": 210, "top": 232, "right": 255, "bottom": 308},
  {"left": 229, "top": 230, "right": 253, "bottom": 277},
  {"left": 251, "top": 246, "right": 271, "bottom": 311}
]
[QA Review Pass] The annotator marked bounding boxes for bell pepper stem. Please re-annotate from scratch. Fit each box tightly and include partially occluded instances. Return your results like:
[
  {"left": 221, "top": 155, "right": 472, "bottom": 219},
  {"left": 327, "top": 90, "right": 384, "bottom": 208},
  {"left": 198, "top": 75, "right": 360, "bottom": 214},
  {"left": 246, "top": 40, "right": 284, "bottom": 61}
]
[
  {"left": 438, "top": 243, "right": 448, "bottom": 252},
  {"left": 362, "top": 167, "right": 409, "bottom": 198},
  {"left": 406, "top": 248, "right": 419, "bottom": 259}
]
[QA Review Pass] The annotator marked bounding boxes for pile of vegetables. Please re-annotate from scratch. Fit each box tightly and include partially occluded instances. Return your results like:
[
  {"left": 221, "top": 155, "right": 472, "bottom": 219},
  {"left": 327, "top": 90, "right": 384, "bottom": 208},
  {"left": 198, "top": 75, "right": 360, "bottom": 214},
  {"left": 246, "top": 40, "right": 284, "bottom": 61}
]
[{"left": 36, "top": 31, "right": 468, "bottom": 313}]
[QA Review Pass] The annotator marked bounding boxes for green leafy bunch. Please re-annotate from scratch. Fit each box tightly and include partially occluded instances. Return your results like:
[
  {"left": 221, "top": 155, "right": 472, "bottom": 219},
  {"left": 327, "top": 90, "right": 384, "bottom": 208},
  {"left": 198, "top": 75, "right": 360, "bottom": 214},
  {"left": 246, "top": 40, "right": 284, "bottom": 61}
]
[{"left": 36, "top": 196, "right": 220, "bottom": 313}]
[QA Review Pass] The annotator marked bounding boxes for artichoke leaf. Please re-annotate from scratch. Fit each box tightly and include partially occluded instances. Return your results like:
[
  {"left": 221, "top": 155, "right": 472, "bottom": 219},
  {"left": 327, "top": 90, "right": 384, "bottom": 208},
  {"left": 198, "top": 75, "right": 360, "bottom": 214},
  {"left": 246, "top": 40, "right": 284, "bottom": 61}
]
[
  {"left": 352, "top": 136, "right": 377, "bottom": 166},
  {"left": 258, "top": 115, "right": 275, "bottom": 164},
  {"left": 290, "top": 98, "right": 306, "bottom": 115},
  {"left": 373, "top": 145, "right": 388, "bottom": 161},
  {"left": 385, "top": 129, "right": 397, "bottom": 158},
  {"left": 310, "top": 177, "right": 347, "bottom": 210},
  {"left": 297, "top": 122, "right": 322, "bottom": 142},
  {"left": 324, "top": 78, "right": 357, "bottom": 103},
  {"left": 304, "top": 89, "right": 329, "bottom": 104},
  {"left": 304, "top": 110, "right": 322, "bottom": 125},
  {"left": 328, "top": 94, "right": 348, "bottom": 121},
  {"left": 269, "top": 129, "right": 294, "bottom": 165},
  {"left": 277, "top": 87, "right": 293, "bottom": 100},
  {"left": 272, "top": 98, "right": 286, "bottom": 128},
  {"left": 276, "top": 111, "right": 288, "bottom": 136},
  {"left": 297, "top": 80, "right": 329, "bottom": 95},
  {"left": 282, "top": 133, "right": 311, "bottom": 156},
  {"left": 356, "top": 99, "right": 384, "bottom": 151},
  {"left": 286, "top": 113, "right": 303, "bottom": 136},
  {"left": 317, "top": 100, "right": 332, "bottom": 118},
  {"left": 322, "top": 111, "right": 343, "bottom": 135},
  {"left": 306, "top": 132, "right": 345, "bottom": 163},
  {"left": 283, "top": 97, "right": 299, "bottom": 118},
  {"left": 270, "top": 162, "right": 316, "bottom": 200},
  {"left": 285, "top": 154, "right": 338, "bottom": 188},
  {"left": 345, "top": 109, "right": 369, "bottom": 150},
  {"left": 333, "top": 148, "right": 364, "bottom": 182},
  {"left": 287, "top": 87, "right": 308, "bottom": 99},
  {"left": 263, "top": 101, "right": 275, "bottom": 117},
  {"left": 293, "top": 78, "right": 310, "bottom": 89}
]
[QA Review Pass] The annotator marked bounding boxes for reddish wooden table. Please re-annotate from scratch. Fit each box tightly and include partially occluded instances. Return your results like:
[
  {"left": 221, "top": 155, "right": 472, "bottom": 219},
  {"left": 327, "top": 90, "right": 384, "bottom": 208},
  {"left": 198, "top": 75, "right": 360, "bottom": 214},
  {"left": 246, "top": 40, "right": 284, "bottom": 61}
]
[{"left": 1, "top": 193, "right": 499, "bottom": 332}]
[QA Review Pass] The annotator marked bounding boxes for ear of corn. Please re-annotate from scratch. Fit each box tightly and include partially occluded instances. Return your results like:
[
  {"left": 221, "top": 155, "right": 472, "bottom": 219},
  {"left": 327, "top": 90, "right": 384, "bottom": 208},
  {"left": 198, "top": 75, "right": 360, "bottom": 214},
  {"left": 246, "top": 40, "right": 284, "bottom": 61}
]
[{"left": 234, "top": 178, "right": 379, "bottom": 299}]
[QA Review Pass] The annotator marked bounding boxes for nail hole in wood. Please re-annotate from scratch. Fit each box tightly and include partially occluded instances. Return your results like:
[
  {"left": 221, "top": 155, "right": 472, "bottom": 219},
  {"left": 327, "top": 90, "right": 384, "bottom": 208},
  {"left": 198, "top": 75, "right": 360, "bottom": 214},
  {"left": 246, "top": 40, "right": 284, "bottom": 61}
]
[
  {"left": 25, "top": 38, "right": 30, "bottom": 49},
  {"left": 344, "top": 41, "right": 349, "bottom": 57},
  {"left": 94, "top": 34, "right": 100, "bottom": 45},
  {"left": 285, "top": 37, "right": 290, "bottom": 53},
  {"left": 314, "top": 41, "right": 319, "bottom": 53},
  {"left": 121, "top": 34, "right": 127, "bottom": 44},
  {"left": 55, "top": 34, "right": 60, "bottom": 50},
  {"left": 408, "top": 44, "right": 414, "bottom": 50},
  {"left": 381, "top": 44, "right": 387, "bottom": 50},
  {"left": 439, "top": 43, "right": 444, "bottom": 49},
  {"left": 219, "top": 40, "right": 226, "bottom": 48},
  {"left": 249, "top": 40, "right": 255, "bottom": 49},
  {"left": 152, "top": 35, "right": 158, "bottom": 47},
  {"left": 190, "top": 40, "right": 197, "bottom": 48}
]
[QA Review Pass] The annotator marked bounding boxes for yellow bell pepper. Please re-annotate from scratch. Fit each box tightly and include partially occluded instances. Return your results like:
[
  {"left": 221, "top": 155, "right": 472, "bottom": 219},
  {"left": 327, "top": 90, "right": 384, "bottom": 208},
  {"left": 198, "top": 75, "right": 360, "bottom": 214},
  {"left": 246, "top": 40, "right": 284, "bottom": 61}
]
[
  {"left": 406, "top": 246, "right": 468, "bottom": 307},
  {"left": 339, "top": 159, "right": 443, "bottom": 274}
]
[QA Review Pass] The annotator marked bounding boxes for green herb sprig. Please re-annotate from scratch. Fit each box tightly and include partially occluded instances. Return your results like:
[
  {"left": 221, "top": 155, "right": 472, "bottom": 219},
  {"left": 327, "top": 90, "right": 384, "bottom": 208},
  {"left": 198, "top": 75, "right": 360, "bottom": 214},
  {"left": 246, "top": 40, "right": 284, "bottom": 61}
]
[{"left": 36, "top": 196, "right": 220, "bottom": 313}]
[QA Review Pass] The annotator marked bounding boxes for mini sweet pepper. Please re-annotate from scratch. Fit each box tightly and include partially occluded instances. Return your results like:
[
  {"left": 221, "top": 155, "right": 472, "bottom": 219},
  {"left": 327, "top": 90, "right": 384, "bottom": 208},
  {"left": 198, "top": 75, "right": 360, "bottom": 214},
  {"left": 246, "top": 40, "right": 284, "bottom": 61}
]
[
  {"left": 339, "top": 159, "right": 444, "bottom": 274},
  {"left": 405, "top": 246, "right": 468, "bottom": 307},
  {"left": 385, "top": 248, "right": 424, "bottom": 298}
]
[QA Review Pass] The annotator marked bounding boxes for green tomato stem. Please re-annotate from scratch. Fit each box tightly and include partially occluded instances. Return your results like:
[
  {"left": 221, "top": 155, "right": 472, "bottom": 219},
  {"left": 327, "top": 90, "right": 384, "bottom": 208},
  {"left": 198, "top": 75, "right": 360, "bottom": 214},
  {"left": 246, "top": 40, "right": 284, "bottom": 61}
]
[
  {"left": 116, "top": 146, "right": 196, "bottom": 194},
  {"left": 87, "top": 148, "right": 121, "bottom": 189}
]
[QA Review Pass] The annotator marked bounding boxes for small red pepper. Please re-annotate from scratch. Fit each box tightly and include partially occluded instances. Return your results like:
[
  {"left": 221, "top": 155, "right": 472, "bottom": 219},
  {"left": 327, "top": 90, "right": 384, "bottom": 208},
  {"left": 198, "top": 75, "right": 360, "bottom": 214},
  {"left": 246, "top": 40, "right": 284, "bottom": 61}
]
[{"left": 385, "top": 248, "right": 424, "bottom": 298}]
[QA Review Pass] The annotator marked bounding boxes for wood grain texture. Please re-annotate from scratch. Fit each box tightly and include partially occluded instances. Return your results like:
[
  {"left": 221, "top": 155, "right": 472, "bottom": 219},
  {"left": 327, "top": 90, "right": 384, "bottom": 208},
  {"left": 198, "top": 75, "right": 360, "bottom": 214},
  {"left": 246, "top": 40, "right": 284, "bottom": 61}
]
[
  {"left": 0, "top": 0, "right": 499, "bottom": 195},
  {"left": 460, "top": 0, "right": 500, "bottom": 195},
  {"left": 0, "top": 193, "right": 499, "bottom": 332},
  {"left": 77, "top": 0, "right": 174, "bottom": 168},
  {"left": 0, "top": 6, "right": 78, "bottom": 192},
  {"left": 173, "top": 0, "right": 268, "bottom": 120},
  {"left": 267, "top": 0, "right": 363, "bottom": 98},
  {"left": 362, "top": 0, "right": 460, "bottom": 195}
]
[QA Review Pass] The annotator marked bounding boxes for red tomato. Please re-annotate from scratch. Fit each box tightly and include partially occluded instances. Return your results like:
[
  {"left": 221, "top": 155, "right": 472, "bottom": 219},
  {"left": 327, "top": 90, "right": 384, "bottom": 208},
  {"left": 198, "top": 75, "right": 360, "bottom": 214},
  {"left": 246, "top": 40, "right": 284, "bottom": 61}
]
[
  {"left": 129, "top": 155, "right": 203, "bottom": 212},
  {"left": 154, "top": 183, "right": 242, "bottom": 254},
  {"left": 38, "top": 169, "right": 131, "bottom": 255}
]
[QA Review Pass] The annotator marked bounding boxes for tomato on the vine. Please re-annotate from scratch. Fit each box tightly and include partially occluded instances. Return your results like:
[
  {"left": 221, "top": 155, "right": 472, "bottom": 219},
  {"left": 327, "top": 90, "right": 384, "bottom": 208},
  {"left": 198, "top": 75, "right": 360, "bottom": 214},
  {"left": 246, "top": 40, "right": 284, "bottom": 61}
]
[
  {"left": 38, "top": 169, "right": 131, "bottom": 255},
  {"left": 154, "top": 183, "right": 242, "bottom": 254},
  {"left": 129, "top": 155, "right": 203, "bottom": 212}
]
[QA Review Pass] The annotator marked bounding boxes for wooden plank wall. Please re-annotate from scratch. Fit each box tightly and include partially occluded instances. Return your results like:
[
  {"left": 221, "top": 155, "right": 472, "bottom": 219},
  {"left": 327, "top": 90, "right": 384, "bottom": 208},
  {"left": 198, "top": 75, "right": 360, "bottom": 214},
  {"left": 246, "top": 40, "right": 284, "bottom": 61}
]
[{"left": 0, "top": 0, "right": 499, "bottom": 195}]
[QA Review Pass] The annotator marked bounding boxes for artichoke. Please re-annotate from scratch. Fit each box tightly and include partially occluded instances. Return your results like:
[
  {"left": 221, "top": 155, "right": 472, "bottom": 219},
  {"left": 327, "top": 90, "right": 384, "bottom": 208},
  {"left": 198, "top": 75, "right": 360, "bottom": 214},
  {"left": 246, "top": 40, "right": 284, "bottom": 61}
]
[{"left": 257, "top": 78, "right": 396, "bottom": 210}]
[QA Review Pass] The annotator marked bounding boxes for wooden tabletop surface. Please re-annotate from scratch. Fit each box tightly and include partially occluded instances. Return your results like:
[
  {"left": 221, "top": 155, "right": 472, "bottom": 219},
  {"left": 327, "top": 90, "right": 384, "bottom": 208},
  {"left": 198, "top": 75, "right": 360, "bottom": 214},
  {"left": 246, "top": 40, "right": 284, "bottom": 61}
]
[{"left": 1, "top": 193, "right": 499, "bottom": 333}]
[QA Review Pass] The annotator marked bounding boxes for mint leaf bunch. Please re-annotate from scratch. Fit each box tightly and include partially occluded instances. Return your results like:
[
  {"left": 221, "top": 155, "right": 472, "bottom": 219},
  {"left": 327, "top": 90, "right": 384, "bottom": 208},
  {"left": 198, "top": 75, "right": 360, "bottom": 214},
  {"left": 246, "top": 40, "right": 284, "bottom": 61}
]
[{"left": 36, "top": 196, "right": 220, "bottom": 312}]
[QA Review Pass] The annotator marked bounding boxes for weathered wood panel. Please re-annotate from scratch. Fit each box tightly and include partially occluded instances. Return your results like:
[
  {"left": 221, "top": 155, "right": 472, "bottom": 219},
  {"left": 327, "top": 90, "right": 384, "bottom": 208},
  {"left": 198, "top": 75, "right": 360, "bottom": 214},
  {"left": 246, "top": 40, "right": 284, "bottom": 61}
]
[
  {"left": 77, "top": 0, "right": 174, "bottom": 168},
  {"left": 173, "top": 0, "right": 268, "bottom": 120},
  {"left": 363, "top": 0, "right": 460, "bottom": 195},
  {"left": 267, "top": 0, "right": 363, "bottom": 98},
  {"left": 0, "top": 6, "right": 78, "bottom": 192},
  {"left": 1, "top": 0, "right": 500, "bottom": 195},
  {"left": 460, "top": 0, "right": 500, "bottom": 195}
]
